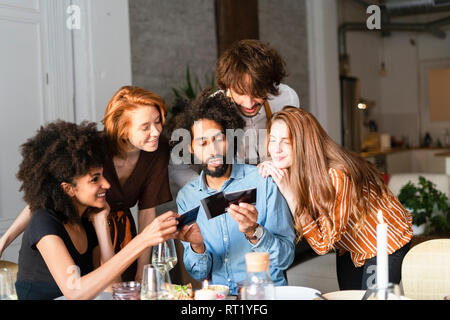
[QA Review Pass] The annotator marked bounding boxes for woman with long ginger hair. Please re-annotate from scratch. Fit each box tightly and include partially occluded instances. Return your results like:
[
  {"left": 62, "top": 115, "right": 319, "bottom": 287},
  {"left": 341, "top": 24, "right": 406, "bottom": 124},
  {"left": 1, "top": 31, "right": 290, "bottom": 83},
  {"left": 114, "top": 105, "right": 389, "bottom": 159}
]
[{"left": 258, "top": 106, "right": 413, "bottom": 290}]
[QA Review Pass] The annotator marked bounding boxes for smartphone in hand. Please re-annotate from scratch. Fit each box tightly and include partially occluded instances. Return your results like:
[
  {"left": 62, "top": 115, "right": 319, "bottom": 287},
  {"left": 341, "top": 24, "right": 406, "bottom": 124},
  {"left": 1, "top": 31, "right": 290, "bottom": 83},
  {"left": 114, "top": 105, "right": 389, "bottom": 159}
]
[
  {"left": 176, "top": 206, "right": 200, "bottom": 230},
  {"left": 200, "top": 188, "right": 257, "bottom": 220}
]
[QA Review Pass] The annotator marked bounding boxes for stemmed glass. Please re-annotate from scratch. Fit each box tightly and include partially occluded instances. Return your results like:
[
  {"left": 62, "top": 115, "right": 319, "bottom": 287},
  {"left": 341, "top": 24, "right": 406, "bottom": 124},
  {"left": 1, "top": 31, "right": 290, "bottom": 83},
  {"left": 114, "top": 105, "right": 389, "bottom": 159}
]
[
  {"left": 0, "top": 268, "right": 17, "bottom": 300},
  {"left": 152, "top": 239, "right": 177, "bottom": 273}
]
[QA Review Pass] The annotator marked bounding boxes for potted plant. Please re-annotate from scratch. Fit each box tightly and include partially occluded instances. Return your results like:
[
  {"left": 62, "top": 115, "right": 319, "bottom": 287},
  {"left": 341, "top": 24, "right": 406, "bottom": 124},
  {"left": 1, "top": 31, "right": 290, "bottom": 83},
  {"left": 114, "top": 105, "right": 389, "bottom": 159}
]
[
  {"left": 163, "top": 65, "right": 216, "bottom": 140},
  {"left": 171, "top": 65, "right": 215, "bottom": 104},
  {"left": 397, "top": 176, "right": 450, "bottom": 236}
]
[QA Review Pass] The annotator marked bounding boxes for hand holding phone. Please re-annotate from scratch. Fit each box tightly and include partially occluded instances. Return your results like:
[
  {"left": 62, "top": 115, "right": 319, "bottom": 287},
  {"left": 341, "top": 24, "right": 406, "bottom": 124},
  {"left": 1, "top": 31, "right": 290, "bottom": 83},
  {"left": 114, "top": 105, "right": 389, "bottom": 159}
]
[{"left": 176, "top": 206, "right": 200, "bottom": 230}]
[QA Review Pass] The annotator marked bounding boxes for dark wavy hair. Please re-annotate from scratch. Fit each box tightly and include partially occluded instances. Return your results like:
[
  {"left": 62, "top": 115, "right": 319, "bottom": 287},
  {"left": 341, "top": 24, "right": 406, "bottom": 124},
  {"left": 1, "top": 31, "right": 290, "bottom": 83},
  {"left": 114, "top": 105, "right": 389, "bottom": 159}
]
[
  {"left": 180, "top": 88, "right": 245, "bottom": 140},
  {"left": 216, "top": 39, "right": 287, "bottom": 99},
  {"left": 171, "top": 89, "right": 245, "bottom": 162},
  {"left": 16, "top": 120, "right": 106, "bottom": 224}
]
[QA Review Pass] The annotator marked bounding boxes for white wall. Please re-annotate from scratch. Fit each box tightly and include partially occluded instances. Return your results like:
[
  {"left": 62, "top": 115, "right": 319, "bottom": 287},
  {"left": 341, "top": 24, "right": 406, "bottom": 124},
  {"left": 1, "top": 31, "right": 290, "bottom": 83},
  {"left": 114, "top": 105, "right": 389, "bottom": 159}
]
[
  {"left": 378, "top": 33, "right": 422, "bottom": 147},
  {"left": 73, "top": 0, "right": 132, "bottom": 125},
  {"left": 340, "top": 0, "right": 450, "bottom": 148},
  {"left": 0, "top": 0, "right": 47, "bottom": 262},
  {"left": 0, "top": 0, "right": 132, "bottom": 263},
  {"left": 306, "top": 0, "right": 342, "bottom": 144},
  {"left": 89, "top": 0, "right": 132, "bottom": 123},
  {"left": 0, "top": 0, "right": 79, "bottom": 262}
]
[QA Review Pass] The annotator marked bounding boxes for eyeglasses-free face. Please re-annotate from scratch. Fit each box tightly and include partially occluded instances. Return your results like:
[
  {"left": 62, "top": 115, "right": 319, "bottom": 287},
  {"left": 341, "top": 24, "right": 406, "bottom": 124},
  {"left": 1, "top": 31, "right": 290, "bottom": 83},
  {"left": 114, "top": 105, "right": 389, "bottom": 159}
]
[
  {"left": 229, "top": 88, "right": 266, "bottom": 118},
  {"left": 268, "top": 120, "right": 293, "bottom": 169},
  {"left": 126, "top": 106, "right": 162, "bottom": 153},
  {"left": 190, "top": 119, "right": 230, "bottom": 178}
]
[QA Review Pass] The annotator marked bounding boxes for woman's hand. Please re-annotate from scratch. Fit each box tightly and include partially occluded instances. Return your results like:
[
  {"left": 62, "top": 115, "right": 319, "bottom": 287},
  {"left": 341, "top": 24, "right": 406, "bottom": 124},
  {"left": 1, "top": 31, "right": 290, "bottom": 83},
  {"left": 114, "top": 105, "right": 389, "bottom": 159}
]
[
  {"left": 257, "top": 161, "right": 274, "bottom": 178},
  {"left": 140, "top": 210, "right": 179, "bottom": 247},
  {"left": 258, "top": 161, "right": 298, "bottom": 217},
  {"left": 86, "top": 203, "right": 110, "bottom": 227},
  {"left": 299, "top": 211, "right": 314, "bottom": 226},
  {"left": 258, "top": 161, "right": 290, "bottom": 195}
]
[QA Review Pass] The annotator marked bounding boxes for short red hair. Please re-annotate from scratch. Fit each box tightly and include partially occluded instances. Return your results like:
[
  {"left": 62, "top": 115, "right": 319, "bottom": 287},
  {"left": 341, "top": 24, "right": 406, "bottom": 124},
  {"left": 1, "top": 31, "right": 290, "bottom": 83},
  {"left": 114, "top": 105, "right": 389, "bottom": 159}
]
[{"left": 102, "top": 86, "right": 167, "bottom": 157}]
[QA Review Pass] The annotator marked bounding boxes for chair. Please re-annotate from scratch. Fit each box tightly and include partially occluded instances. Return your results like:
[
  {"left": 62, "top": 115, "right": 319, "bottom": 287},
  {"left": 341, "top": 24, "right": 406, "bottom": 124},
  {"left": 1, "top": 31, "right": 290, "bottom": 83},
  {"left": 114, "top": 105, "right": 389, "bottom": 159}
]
[
  {"left": 401, "top": 239, "right": 450, "bottom": 300},
  {"left": 388, "top": 173, "right": 450, "bottom": 198},
  {"left": 0, "top": 260, "right": 18, "bottom": 283}
]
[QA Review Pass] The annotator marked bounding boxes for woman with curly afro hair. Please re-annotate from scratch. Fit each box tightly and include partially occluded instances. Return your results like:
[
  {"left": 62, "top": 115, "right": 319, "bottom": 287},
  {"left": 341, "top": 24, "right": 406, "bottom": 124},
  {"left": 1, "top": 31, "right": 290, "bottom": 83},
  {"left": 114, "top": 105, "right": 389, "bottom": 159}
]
[
  {"left": 1, "top": 86, "right": 174, "bottom": 282},
  {"left": 14, "top": 121, "right": 178, "bottom": 300}
]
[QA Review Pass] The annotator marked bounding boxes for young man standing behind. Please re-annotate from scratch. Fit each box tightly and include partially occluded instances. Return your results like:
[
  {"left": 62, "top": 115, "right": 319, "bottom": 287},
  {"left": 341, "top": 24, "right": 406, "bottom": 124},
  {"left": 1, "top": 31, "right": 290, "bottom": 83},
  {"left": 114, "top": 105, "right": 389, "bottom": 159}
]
[{"left": 216, "top": 39, "right": 300, "bottom": 164}]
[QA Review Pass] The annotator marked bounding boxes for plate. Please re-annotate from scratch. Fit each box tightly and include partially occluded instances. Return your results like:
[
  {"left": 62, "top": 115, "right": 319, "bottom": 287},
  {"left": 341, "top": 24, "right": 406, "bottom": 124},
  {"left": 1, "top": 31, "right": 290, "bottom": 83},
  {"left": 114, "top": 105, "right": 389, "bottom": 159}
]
[
  {"left": 55, "top": 291, "right": 113, "bottom": 300},
  {"left": 274, "top": 286, "right": 321, "bottom": 300},
  {"left": 322, "top": 290, "right": 365, "bottom": 300},
  {"left": 322, "top": 290, "right": 411, "bottom": 300}
]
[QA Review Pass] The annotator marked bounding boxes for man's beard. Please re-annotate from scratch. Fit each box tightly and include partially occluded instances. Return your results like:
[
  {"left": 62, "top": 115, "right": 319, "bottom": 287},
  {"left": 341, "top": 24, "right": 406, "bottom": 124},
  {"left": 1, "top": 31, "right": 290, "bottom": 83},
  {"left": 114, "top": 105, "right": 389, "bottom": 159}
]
[{"left": 202, "top": 155, "right": 230, "bottom": 178}]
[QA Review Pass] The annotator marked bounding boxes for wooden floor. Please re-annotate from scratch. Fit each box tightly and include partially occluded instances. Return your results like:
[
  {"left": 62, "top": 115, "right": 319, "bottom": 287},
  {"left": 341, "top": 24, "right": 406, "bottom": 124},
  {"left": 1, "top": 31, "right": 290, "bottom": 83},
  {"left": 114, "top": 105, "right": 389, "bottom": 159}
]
[{"left": 286, "top": 250, "right": 340, "bottom": 294}]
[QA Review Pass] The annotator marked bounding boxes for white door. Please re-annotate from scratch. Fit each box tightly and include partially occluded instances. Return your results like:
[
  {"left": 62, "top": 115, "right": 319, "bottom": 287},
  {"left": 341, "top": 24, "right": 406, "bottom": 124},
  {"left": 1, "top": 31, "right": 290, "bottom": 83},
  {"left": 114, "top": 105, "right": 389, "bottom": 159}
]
[{"left": 0, "top": 0, "right": 74, "bottom": 262}]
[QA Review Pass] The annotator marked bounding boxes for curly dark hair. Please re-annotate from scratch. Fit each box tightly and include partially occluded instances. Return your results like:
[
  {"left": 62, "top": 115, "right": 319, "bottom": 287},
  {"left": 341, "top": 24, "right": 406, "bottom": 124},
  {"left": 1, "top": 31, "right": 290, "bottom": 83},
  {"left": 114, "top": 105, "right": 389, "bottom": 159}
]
[
  {"left": 216, "top": 39, "right": 287, "bottom": 99},
  {"left": 16, "top": 120, "right": 106, "bottom": 224},
  {"left": 179, "top": 88, "right": 245, "bottom": 139},
  {"left": 171, "top": 89, "right": 245, "bottom": 163}
]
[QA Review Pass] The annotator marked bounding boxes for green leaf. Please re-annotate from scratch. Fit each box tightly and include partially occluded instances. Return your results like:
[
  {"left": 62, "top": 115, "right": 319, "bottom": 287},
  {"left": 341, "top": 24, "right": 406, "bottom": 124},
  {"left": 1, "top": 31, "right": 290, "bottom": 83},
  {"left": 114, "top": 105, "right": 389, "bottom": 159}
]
[
  {"left": 170, "top": 65, "right": 216, "bottom": 102},
  {"left": 398, "top": 176, "right": 450, "bottom": 232}
]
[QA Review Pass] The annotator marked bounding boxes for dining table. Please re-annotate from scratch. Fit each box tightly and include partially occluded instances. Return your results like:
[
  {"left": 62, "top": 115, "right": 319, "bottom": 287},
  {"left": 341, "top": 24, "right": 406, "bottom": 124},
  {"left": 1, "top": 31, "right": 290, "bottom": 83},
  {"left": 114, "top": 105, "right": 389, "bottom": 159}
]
[
  {"left": 56, "top": 286, "right": 414, "bottom": 300},
  {"left": 55, "top": 286, "right": 321, "bottom": 300}
]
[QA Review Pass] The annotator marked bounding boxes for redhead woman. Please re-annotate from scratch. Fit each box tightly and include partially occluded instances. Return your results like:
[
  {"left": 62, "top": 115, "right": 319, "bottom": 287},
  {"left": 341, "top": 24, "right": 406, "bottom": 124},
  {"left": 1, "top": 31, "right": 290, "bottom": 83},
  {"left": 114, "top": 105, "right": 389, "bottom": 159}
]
[
  {"left": 14, "top": 121, "right": 178, "bottom": 299},
  {"left": 258, "top": 106, "right": 412, "bottom": 290},
  {"left": 0, "top": 86, "right": 172, "bottom": 281}
]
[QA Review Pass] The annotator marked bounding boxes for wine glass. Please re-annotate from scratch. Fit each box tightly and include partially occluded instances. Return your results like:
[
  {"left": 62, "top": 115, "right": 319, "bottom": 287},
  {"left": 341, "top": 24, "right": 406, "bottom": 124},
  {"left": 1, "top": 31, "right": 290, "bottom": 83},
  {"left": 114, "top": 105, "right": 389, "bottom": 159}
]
[
  {"left": 165, "top": 239, "right": 177, "bottom": 272},
  {"left": 152, "top": 239, "right": 177, "bottom": 273},
  {"left": 0, "top": 268, "right": 17, "bottom": 300}
]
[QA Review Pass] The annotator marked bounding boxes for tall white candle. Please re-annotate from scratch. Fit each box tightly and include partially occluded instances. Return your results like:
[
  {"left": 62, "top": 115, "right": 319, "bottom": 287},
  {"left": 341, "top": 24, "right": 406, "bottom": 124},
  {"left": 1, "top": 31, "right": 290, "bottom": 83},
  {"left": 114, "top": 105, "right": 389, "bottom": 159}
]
[{"left": 376, "top": 210, "right": 389, "bottom": 290}]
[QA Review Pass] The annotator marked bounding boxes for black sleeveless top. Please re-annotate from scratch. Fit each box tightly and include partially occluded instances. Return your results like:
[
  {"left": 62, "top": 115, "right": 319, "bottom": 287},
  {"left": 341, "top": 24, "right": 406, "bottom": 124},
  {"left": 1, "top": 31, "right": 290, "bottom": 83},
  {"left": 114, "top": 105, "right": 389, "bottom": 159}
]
[{"left": 16, "top": 209, "right": 98, "bottom": 300}]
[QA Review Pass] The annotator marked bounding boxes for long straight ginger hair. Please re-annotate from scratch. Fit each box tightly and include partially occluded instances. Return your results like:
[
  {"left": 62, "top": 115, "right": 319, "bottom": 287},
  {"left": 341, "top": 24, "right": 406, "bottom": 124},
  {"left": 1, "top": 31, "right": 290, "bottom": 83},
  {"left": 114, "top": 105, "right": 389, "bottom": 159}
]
[{"left": 267, "top": 106, "right": 389, "bottom": 242}]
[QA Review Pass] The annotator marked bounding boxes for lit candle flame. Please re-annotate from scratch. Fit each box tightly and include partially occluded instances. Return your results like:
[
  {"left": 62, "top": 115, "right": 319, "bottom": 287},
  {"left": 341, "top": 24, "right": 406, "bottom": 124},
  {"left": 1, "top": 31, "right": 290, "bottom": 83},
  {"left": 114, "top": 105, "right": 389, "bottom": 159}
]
[
  {"left": 203, "top": 280, "right": 209, "bottom": 289},
  {"left": 377, "top": 210, "right": 384, "bottom": 224}
]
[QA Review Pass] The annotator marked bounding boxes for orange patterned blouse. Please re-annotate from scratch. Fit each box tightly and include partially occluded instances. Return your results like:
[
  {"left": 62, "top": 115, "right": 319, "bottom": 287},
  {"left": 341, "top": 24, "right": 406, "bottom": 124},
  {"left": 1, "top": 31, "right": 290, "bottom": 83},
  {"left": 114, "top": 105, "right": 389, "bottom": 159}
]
[{"left": 302, "top": 168, "right": 413, "bottom": 267}]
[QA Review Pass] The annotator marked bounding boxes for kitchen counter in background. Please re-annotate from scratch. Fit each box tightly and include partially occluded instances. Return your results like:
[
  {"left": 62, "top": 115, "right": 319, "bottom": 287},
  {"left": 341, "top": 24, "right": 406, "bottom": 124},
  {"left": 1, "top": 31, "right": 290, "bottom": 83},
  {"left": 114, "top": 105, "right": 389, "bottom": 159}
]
[
  {"left": 360, "top": 147, "right": 449, "bottom": 158},
  {"left": 361, "top": 148, "right": 450, "bottom": 175},
  {"left": 435, "top": 151, "right": 450, "bottom": 175}
]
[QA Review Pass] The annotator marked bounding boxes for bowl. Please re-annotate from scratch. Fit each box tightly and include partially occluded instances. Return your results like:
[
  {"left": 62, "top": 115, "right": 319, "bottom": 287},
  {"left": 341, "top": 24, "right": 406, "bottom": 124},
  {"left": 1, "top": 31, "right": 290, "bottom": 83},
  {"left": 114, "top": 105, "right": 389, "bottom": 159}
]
[
  {"left": 274, "top": 286, "right": 321, "bottom": 300},
  {"left": 209, "top": 284, "right": 229, "bottom": 298}
]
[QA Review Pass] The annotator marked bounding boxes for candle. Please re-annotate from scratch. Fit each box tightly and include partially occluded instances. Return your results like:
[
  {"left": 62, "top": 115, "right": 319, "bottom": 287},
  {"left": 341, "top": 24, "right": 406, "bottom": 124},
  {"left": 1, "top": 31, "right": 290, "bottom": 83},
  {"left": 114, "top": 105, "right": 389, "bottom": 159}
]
[
  {"left": 376, "top": 210, "right": 389, "bottom": 290},
  {"left": 195, "top": 281, "right": 216, "bottom": 300}
]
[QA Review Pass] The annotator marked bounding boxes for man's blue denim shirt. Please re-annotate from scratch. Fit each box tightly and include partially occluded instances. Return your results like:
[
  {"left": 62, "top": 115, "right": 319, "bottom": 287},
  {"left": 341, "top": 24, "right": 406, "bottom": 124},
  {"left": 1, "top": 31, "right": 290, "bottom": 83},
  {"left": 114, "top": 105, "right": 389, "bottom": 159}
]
[{"left": 176, "top": 164, "right": 295, "bottom": 295}]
